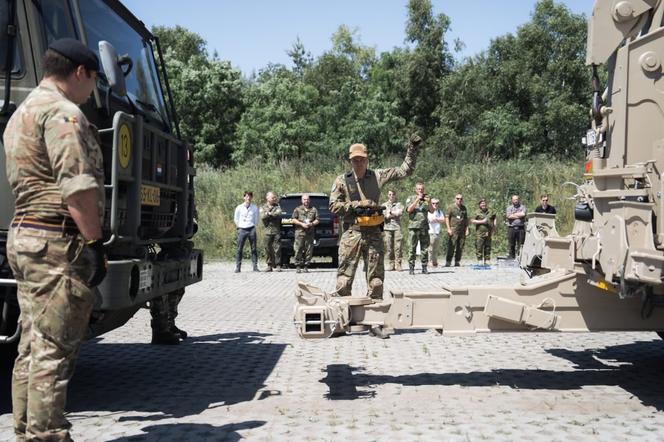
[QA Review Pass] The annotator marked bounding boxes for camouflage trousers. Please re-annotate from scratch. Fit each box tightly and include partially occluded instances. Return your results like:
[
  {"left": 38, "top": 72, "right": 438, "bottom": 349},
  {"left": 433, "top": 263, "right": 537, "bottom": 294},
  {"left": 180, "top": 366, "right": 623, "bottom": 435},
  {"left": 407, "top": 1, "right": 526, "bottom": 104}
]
[
  {"left": 382, "top": 228, "right": 402, "bottom": 267},
  {"left": 476, "top": 234, "right": 492, "bottom": 262},
  {"left": 7, "top": 227, "right": 96, "bottom": 442},
  {"left": 446, "top": 231, "right": 466, "bottom": 265},
  {"left": 408, "top": 228, "right": 429, "bottom": 268},
  {"left": 294, "top": 232, "right": 314, "bottom": 267},
  {"left": 150, "top": 288, "right": 185, "bottom": 334},
  {"left": 336, "top": 227, "right": 384, "bottom": 299},
  {"left": 263, "top": 232, "right": 281, "bottom": 268}
]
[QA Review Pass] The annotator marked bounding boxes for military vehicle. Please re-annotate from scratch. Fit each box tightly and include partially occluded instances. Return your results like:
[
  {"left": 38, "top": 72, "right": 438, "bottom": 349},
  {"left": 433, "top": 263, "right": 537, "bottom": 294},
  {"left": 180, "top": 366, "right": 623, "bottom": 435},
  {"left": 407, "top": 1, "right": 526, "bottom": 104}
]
[
  {"left": 0, "top": 0, "right": 202, "bottom": 350},
  {"left": 294, "top": 0, "right": 664, "bottom": 339}
]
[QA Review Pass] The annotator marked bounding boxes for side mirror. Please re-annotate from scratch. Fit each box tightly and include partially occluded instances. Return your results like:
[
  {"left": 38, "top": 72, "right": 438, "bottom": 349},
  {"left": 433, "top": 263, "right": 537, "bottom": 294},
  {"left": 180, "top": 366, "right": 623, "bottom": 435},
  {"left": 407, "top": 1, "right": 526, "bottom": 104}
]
[{"left": 98, "top": 41, "right": 129, "bottom": 97}]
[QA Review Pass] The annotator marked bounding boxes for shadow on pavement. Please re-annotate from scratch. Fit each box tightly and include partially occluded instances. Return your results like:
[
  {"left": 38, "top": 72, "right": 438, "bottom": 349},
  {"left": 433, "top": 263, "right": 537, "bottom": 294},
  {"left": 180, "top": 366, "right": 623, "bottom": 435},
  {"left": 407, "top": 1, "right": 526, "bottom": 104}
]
[
  {"left": 105, "top": 420, "right": 266, "bottom": 442},
  {"left": 320, "top": 340, "right": 664, "bottom": 409},
  {"left": 65, "top": 332, "right": 285, "bottom": 420}
]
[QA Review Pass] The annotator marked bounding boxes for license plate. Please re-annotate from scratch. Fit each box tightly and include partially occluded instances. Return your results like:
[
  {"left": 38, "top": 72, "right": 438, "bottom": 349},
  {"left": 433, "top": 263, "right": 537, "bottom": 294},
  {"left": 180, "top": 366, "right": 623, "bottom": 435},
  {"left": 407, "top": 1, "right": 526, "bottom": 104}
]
[
  {"left": 586, "top": 129, "right": 597, "bottom": 147},
  {"left": 141, "top": 185, "right": 160, "bottom": 206}
]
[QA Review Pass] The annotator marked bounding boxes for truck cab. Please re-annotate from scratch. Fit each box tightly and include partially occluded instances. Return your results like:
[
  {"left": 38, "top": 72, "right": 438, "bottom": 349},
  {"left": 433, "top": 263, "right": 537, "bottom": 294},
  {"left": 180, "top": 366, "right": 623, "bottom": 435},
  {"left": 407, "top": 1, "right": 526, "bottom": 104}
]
[{"left": 0, "top": 0, "right": 203, "bottom": 345}]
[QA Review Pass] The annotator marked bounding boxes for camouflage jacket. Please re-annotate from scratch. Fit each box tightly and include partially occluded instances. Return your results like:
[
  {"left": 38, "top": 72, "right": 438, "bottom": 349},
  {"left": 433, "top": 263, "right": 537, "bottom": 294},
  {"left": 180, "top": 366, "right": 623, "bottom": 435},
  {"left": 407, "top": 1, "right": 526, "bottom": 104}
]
[
  {"left": 329, "top": 142, "right": 419, "bottom": 227},
  {"left": 382, "top": 201, "right": 403, "bottom": 231},
  {"left": 3, "top": 81, "right": 104, "bottom": 222},
  {"left": 292, "top": 205, "right": 318, "bottom": 235},
  {"left": 473, "top": 208, "right": 496, "bottom": 237},
  {"left": 260, "top": 203, "right": 283, "bottom": 235},
  {"left": 405, "top": 196, "right": 430, "bottom": 230}
]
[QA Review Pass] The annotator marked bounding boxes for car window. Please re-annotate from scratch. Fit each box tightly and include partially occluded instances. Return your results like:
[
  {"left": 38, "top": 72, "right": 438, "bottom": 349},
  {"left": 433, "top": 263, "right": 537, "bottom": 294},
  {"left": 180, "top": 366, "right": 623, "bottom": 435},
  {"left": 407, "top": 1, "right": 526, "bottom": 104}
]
[{"left": 280, "top": 196, "right": 330, "bottom": 217}]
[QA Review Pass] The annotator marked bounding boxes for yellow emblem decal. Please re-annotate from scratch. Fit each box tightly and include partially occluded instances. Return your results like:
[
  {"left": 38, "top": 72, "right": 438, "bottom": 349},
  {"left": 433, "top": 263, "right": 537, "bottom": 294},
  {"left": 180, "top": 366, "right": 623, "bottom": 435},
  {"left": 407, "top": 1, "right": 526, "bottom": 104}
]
[{"left": 118, "top": 124, "right": 132, "bottom": 169}]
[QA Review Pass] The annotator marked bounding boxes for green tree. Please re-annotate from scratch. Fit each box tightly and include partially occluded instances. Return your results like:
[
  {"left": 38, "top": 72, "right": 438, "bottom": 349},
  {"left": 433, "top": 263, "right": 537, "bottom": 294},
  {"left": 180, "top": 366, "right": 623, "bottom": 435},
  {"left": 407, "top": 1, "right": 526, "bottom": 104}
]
[
  {"left": 402, "top": 0, "right": 454, "bottom": 135},
  {"left": 234, "top": 66, "right": 319, "bottom": 162},
  {"left": 433, "top": 0, "right": 587, "bottom": 160},
  {"left": 153, "top": 26, "right": 246, "bottom": 166}
]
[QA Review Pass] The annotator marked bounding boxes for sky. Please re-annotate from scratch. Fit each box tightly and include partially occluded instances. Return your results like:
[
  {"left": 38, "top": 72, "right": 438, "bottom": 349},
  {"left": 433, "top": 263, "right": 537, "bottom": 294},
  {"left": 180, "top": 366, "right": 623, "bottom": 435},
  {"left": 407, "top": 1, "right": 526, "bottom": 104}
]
[{"left": 122, "top": 1, "right": 593, "bottom": 76}]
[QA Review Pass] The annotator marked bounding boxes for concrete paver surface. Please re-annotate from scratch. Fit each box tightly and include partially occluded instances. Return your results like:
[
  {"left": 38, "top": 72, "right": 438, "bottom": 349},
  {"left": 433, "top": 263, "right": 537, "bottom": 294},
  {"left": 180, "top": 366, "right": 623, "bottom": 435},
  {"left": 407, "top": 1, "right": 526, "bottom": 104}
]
[{"left": 2, "top": 262, "right": 664, "bottom": 441}]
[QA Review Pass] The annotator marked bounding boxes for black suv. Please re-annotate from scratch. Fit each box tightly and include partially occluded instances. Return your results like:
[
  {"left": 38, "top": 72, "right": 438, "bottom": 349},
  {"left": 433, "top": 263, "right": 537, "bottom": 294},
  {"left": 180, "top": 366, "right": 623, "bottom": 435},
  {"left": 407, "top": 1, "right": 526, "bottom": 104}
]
[{"left": 279, "top": 193, "right": 339, "bottom": 267}]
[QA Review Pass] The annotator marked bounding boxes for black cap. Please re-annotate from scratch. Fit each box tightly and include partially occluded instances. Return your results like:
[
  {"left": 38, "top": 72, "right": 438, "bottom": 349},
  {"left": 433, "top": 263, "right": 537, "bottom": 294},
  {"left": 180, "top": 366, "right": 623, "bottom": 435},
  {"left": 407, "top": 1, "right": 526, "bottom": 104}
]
[{"left": 48, "top": 38, "right": 100, "bottom": 72}]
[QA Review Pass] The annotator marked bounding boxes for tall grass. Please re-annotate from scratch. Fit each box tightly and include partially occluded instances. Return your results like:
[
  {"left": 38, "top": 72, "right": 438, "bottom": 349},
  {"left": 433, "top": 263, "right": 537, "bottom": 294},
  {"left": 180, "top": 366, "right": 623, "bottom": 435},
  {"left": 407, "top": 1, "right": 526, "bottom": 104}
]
[{"left": 195, "top": 157, "right": 583, "bottom": 261}]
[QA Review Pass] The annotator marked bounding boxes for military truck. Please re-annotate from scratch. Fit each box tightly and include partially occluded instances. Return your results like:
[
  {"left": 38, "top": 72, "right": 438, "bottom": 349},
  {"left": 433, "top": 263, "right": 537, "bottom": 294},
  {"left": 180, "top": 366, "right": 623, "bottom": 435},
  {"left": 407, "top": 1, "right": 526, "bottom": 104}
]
[
  {"left": 294, "top": 0, "right": 664, "bottom": 339},
  {"left": 0, "top": 0, "right": 202, "bottom": 350}
]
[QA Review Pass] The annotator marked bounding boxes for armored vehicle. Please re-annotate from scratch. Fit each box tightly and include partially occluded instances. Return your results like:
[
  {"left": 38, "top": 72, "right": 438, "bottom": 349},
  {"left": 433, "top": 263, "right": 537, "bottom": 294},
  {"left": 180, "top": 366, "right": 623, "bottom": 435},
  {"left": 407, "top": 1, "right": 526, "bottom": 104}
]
[
  {"left": 279, "top": 193, "right": 339, "bottom": 268},
  {"left": 295, "top": 0, "right": 664, "bottom": 339},
  {"left": 0, "top": 0, "right": 202, "bottom": 350}
]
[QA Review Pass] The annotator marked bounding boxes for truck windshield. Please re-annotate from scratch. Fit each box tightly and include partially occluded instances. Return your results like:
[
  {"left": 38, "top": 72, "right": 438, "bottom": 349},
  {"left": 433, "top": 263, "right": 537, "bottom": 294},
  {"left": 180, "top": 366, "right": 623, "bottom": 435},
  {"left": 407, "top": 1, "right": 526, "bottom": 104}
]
[
  {"left": 79, "top": 0, "right": 169, "bottom": 129},
  {"left": 1, "top": 0, "right": 22, "bottom": 75},
  {"left": 33, "top": 0, "right": 78, "bottom": 45}
]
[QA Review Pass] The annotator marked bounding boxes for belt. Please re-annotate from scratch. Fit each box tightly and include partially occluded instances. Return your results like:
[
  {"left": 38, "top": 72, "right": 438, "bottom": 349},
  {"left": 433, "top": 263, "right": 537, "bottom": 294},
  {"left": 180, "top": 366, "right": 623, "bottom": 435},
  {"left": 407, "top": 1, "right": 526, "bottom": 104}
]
[
  {"left": 348, "top": 224, "right": 382, "bottom": 232},
  {"left": 509, "top": 225, "right": 524, "bottom": 230},
  {"left": 11, "top": 214, "right": 79, "bottom": 234}
]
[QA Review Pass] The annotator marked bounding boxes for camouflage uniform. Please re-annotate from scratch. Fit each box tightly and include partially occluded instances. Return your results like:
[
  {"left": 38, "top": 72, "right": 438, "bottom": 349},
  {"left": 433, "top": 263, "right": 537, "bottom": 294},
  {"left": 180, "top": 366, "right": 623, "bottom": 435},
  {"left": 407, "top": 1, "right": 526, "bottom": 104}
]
[
  {"left": 382, "top": 201, "right": 403, "bottom": 270},
  {"left": 445, "top": 203, "right": 468, "bottom": 266},
  {"left": 260, "top": 202, "right": 283, "bottom": 269},
  {"left": 4, "top": 81, "right": 104, "bottom": 441},
  {"left": 473, "top": 208, "right": 495, "bottom": 262},
  {"left": 292, "top": 205, "right": 318, "bottom": 269},
  {"left": 406, "top": 196, "right": 430, "bottom": 270},
  {"left": 330, "top": 141, "right": 419, "bottom": 299},
  {"left": 150, "top": 289, "right": 186, "bottom": 343}
]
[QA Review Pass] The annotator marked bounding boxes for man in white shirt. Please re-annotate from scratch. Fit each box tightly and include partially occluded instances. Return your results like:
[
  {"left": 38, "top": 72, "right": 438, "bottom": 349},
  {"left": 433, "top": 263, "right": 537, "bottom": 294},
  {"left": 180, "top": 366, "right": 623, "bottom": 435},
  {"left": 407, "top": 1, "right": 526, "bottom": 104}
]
[
  {"left": 234, "top": 191, "right": 259, "bottom": 272},
  {"left": 427, "top": 198, "right": 445, "bottom": 267}
]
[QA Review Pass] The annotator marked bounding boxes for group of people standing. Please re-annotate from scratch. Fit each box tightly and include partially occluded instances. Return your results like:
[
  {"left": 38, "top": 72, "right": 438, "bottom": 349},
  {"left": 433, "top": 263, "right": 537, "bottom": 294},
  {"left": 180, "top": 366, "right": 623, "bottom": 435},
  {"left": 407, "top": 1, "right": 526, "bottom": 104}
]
[
  {"left": 234, "top": 134, "right": 559, "bottom": 309},
  {"left": 383, "top": 191, "right": 556, "bottom": 273},
  {"left": 233, "top": 191, "right": 319, "bottom": 273}
]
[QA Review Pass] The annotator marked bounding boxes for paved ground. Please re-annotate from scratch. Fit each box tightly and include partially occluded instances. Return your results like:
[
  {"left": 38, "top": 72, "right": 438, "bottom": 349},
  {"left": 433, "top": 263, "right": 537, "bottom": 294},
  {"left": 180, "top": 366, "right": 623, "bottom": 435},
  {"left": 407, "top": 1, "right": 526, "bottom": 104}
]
[{"left": 2, "top": 261, "right": 664, "bottom": 441}]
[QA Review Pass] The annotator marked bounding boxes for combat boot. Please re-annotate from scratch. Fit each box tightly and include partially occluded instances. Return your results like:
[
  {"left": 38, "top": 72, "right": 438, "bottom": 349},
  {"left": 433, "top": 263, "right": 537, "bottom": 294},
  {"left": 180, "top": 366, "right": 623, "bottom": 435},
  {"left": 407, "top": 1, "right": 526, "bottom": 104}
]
[
  {"left": 235, "top": 263, "right": 241, "bottom": 273},
  {"left": 409, "top": 265, "right": 415, "bottom": 275},
  {"left": 421, "top": 265, "right": 429, "bottom": 275},
  {"left": 151, "top": 330, "right": 180, "bottom": 345},
  {"left": 395, "top": 262, "right": 402, "bottom": 272}
]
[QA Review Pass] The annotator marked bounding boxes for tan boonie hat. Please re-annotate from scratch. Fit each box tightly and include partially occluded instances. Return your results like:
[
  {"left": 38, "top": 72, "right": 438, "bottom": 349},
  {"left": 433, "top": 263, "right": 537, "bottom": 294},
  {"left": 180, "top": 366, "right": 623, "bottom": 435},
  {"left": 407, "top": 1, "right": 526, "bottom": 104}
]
[{"left": 349, "top": 143, "right": 368, "bottom": 159}]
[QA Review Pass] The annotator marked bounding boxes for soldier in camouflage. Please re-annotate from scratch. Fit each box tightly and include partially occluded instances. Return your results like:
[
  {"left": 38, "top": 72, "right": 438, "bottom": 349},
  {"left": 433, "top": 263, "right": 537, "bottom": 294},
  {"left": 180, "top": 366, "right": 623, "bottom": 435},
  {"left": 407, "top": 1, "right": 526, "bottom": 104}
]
[
  {"left": 330, "top": 135, "right": 421, "bottom": 301},
  {"left": 471, "top": 198, "right": 497, "bottom": 264},
  {"left": 406, "top": 183, "right": 434, "bottom": 274},
  {"left": 382, "top": 190, "right": 404, "bottom": 271},
  {"left": 445, "top": 193, "right": 469, "bottom": 266},
  {"left": 260, "top": 191, "right": 283, "bottom": 272},
  {"left": 292, "top": 194, "right": 319, "bottom": 272},
  {"left": 3, "top": 39, "right": 106, "bottom": 441}
]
